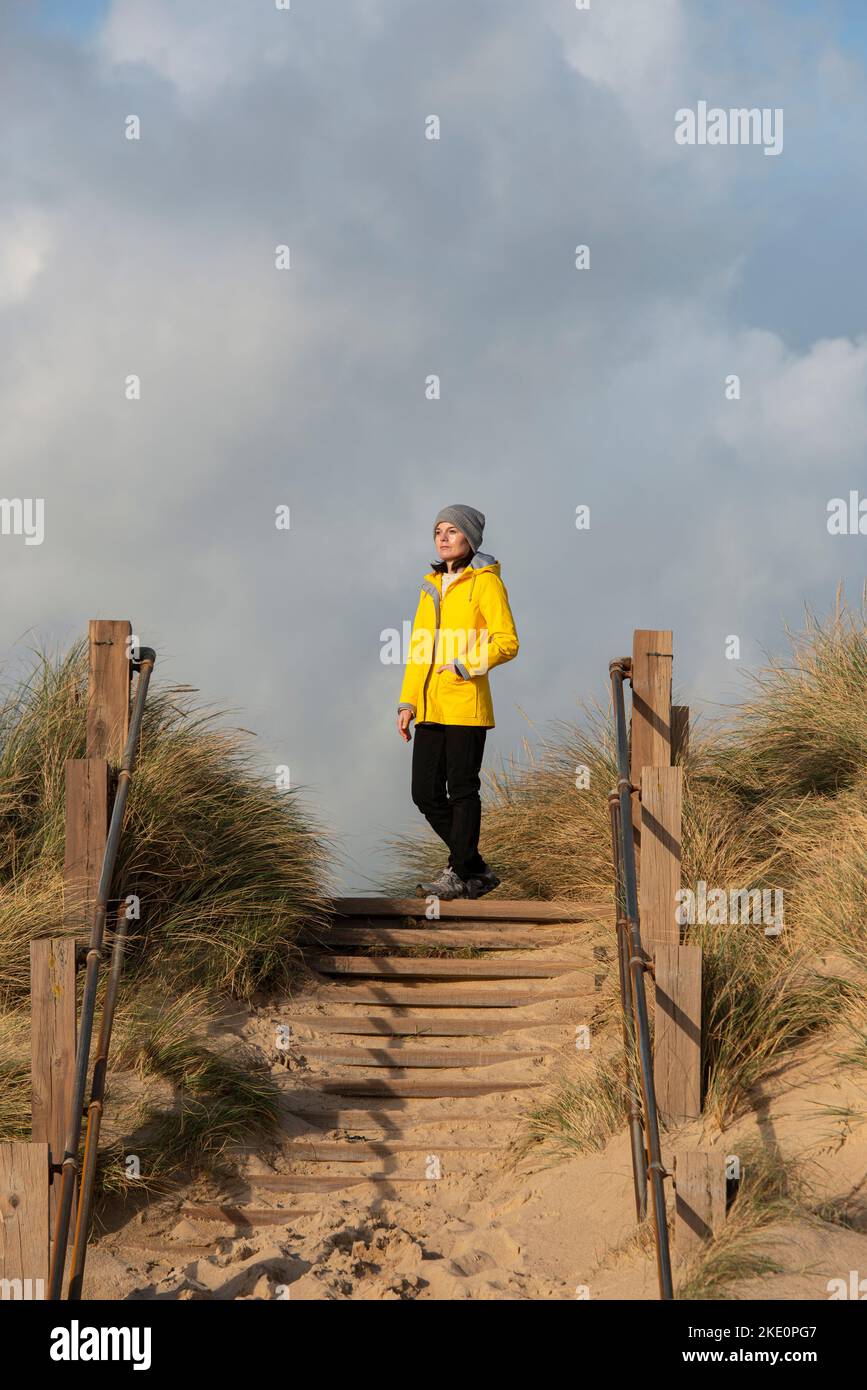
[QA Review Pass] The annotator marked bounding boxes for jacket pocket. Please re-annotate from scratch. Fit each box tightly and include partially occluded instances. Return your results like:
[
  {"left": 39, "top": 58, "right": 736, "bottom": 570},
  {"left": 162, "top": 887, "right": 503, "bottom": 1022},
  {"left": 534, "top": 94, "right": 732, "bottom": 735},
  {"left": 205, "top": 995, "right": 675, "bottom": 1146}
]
[{"left": 439, "top": 669, "right": 479, "bottom": 722}]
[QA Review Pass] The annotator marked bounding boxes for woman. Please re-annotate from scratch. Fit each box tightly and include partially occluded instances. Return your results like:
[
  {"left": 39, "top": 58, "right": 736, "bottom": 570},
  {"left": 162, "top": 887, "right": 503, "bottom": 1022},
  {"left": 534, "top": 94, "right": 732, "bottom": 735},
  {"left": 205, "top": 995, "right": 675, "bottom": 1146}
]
[{"left": 397, "top": 504, "right": 519, "bottom": 899}]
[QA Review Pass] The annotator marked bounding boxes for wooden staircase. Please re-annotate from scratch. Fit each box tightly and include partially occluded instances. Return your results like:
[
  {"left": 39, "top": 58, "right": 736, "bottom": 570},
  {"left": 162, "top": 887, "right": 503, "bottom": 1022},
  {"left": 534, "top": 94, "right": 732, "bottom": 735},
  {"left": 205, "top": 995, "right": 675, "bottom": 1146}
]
[{"left": 184, "top": 896, "right": 609, "bottom": 1227}]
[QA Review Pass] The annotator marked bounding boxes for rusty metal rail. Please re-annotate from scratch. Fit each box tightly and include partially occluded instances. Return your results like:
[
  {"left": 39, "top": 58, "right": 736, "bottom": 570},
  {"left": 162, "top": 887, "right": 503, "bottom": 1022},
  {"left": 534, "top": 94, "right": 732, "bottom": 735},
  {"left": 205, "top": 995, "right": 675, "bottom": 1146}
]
[
  {"left": 608, "top": 656, "right": 673, "bottom": 1301},
  {"left": 48, "top": 645, "right": 156, "bottom": 1301}
]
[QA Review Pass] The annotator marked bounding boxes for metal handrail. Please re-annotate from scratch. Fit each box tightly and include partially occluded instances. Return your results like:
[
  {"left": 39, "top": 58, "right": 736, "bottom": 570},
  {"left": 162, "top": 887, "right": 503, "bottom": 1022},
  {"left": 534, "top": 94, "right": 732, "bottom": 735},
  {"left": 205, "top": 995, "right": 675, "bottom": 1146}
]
[
  {"left": 48, "top": 646, "right": 156, "bottom": 1301},
  {"left": 607, "top": 790, "right": 647, "bottom": 1223},
  {"left": 608, "top": 656, "right": 673, "bottom": 1300}
]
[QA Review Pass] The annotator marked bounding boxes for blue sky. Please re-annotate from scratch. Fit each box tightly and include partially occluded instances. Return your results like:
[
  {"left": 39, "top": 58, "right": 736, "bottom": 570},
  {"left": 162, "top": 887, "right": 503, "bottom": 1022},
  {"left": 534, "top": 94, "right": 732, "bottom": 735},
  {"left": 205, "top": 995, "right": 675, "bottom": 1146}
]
[
  {"left": 802, "top": 0, "right": 867, "bottom": 48},
  {"left": 26, "top": 0, "right": 867, "bottom": 51},
  {"left": 28, "top": 0, "right": 111, "bottom": 38}
]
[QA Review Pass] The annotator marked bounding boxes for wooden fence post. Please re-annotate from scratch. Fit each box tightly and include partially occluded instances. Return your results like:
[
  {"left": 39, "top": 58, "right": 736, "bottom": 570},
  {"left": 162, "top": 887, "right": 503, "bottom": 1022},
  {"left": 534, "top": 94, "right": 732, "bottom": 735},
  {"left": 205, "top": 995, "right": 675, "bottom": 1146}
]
[
  {"left": 3, "top": 622, "right": 132, "bottom": 1302},
  {"left": 64, "top": 618, "right": 130, "bottom": 929},
  {"left": 639, "top": 766, "right": 682, "bottom": 954},
  {"left": 674, "top": 1150, "right": 726, "bottom": 1262},
  {"left": 30, "top": 940, "right": 76, "bottom": 1235},
  {"left": 87, "top": 619, "right": 132, "bottom": 762},
  {"left": 63, "top": 759, "right": 109, "bottom": 930},
  {"left": 654, "top": 942, "right": 702, "bottom": 1125},
  {"left": 0, "top": 1142, "right": 49, "bottom": 1299},
  {"left": 632, "top": 640, "right": 703, "bottom": 1128},
  {"left": 671, "top": 705, "right": 689, "bottom": 764},
  {"left": 25, "top": 619, "right": 132, "bottom": 1290},
  {"left": 630, "top": 629, "right": 673, "bottom": 859}
]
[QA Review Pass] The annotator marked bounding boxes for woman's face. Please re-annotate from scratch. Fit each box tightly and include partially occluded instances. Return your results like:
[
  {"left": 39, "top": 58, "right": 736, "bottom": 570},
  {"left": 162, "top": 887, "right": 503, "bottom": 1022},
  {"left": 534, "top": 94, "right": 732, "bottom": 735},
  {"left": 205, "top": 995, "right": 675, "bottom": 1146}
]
[{"left": 435, "top": 523, "right": 471, "bottom": 563}]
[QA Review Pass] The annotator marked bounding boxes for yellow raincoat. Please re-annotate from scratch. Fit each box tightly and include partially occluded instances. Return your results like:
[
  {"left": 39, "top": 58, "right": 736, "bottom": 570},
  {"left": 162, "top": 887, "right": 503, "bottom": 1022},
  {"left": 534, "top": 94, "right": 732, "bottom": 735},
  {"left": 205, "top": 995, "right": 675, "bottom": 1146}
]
[{"left": 398, "top": 551, "right": 519, "bottom": 727}]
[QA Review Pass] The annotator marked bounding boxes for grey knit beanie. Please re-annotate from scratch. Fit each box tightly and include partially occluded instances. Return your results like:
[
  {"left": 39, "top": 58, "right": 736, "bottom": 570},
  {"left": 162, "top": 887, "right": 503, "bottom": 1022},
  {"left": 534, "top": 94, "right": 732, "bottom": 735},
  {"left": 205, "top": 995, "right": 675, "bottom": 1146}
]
[{"left": 433, "top": 504, "right": 485, "bottom": 553}]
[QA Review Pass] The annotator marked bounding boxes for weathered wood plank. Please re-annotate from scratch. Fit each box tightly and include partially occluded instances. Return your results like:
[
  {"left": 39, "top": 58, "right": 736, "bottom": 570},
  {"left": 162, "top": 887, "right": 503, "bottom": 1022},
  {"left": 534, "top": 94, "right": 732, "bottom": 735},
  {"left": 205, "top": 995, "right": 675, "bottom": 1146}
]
[
  {"left": 281, "top": 1014, "right": 566, "bottom": 1036},
  {"left": 295, "top": 1045, "right": 545, "bottom": 1068},
  {"left": 654, "top": 943, "right": 702, "bottom": 1126},
  {"left": 86, "top": 619, "right": 131, "bottom": 761},
  {"left": 30, "top": 939, "right": 76, "bottom": 1231},
  {"left": 325, "top": 917, "right": 592, "bottom": 934},
  {"left": 63, "top": 758, "right": 108, "bottom": 929},
  {"left": 639, "top": 767, "right": 682, "bottom": 952},
  {"left": 323, "top": 987, "right": 579, "bottom": 1006},
  {"left": 281, "top": 1140, "right": 498, "bottom": 1161},
  {"left": 674, "top": 1150, "right": 726, "bottom": 1261},
  {"left": 329, "top": 898, "right": 607, "bottom": 923},
  {"left": 630, "top": 630, "right": 673, "bottom": 855},
  {"left": 0, "top": 1142, "right": 49, "bottom": 1299},
  {"left": 305, "top": 926, "right": 582, "bottom": 949},
  {"left": 313, "top": 957, "right": 587, "bottom": 980},
  {"left": 236, "top": 1174, "right": 444, "bottom": 1192},
  {"left": 284, "top": 1107, "right": 523, "bottom": 1126},
  {"left": 671, "top": 705, "right": 690, "bottom": 765},
  {"left": 311, "top": 1078, "right": 542, "bottom": 1098},
  {"left": 180, "top": 1205, "right": 316, "bottom": 1227}
]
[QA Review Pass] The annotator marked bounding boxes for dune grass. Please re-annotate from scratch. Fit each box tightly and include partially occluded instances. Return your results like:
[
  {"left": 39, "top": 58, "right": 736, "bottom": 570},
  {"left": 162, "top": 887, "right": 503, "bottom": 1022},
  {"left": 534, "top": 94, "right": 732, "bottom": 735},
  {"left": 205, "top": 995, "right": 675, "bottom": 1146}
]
[
  {"left": 517, "top": 1050, "right": 629, "bottom": 1161},
  {"left": 0, "top": 642, "right": 329, "bottom": 1197}
]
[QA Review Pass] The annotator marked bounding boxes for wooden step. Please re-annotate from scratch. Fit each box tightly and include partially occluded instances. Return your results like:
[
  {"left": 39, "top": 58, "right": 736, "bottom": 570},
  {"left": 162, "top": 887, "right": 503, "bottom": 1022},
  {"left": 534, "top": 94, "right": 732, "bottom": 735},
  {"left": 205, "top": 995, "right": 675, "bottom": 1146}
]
[
  {"left": 313, "top": 956, "right": 587, "bottom": 980},
  {"left": 297, "top": 1045, "right": 545, "bottom": 1068},
  {"left": 304, "top": 926, "right": 585, "bottom": 950},
  {"left": 283, "top": 1015, "right": 567, "bottom": 1036},
  {"left": 330, "top": 897, "right": 606, "bottom": 922},
  {"left": 237, "top": 1173, "right": 441, "bottom": 1192},
  {"left": 284, "top": 1109, "right": 524, "bottom": 1128},
  {"left": 323, "top": 987, "right": 580, "bottom": 1007},
  {"left": 281, "top": 1140, "right": 499, "bottom": 1161},
  {"left": 180, "top": 1204, "right": 316, "bottom": 1227},
  {"left": 311, "top": 1078, "right": 542, "bottom": 1098},
  {"left": 327, "top": 917, "right": 591, "bottom": 933}
]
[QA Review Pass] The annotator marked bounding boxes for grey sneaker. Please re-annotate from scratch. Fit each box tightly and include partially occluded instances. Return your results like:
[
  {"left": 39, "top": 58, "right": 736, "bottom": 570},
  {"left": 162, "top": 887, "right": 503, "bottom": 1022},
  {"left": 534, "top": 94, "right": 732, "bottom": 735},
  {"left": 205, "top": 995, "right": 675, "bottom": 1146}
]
[
  {"left": 465, "top": 870, "right": 501, "bottom": 900},
  {"left": 416, "top": 866, "right": 468, "bottom": 900}
]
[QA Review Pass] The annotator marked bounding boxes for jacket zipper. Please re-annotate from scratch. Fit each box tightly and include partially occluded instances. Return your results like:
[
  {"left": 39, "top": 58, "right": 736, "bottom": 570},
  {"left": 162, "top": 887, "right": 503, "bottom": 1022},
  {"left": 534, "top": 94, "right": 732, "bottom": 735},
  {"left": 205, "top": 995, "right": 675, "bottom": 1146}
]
[{"left": 419, "top": 568, "right": 472, "bottom": 721}]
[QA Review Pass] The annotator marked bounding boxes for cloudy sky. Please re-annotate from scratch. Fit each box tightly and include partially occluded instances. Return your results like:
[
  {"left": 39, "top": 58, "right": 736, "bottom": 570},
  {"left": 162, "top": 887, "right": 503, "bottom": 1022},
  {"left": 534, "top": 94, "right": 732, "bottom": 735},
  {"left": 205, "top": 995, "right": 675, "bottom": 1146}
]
[{"left": 2, "top": 0, "right": 866, "bottom": 891}]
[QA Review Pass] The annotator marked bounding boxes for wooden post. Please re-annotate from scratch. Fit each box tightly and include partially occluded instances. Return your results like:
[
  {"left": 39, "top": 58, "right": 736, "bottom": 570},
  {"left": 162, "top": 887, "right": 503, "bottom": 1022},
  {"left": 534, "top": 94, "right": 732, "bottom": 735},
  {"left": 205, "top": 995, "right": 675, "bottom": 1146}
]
[
  {"left": 654, "top": 943, "right": 702, "bottom": 1125},
  {"left": 87, "top": 619, "right": 132, "bottom": 762},
  {"left": 45, "top": 618, "right": 130, "bottom": 1269},
  {"left": 630, "top": 629, "right": 673, "bottom": 857},
  {"left": 674, "top": 1150, "right": 726, "bottom": 1261},
  {"left": 639, "top": 767, "right": 682, "bottom": 954},
  {"left": 30, "top": 940, "right": 76, "bottom": 1233},
  {"left": 66, "top": 616, "right": 130, "bottom": 927},
  {"left": 671, "top": 705, "right": 689, "bottom": 764},
  {"left": 0, "top": 1142, "right": 49, "bottom": 1299},
  {"left": 63, "top": 759, "right": 109, "bottom": 929},
  {"left": 632, "top": 638, "right": 703, "bottom": 1132}
]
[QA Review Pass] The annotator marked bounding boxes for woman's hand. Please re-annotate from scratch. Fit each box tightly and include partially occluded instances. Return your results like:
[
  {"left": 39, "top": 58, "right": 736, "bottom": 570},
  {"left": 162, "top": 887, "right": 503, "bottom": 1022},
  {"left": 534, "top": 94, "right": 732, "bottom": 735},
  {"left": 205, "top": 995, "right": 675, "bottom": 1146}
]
[
  {"left": 397, "top": 708, "right": 414, "bottom": 742},
  {"left": 436, "top": 662, "right": 460, "bottom": 676}
]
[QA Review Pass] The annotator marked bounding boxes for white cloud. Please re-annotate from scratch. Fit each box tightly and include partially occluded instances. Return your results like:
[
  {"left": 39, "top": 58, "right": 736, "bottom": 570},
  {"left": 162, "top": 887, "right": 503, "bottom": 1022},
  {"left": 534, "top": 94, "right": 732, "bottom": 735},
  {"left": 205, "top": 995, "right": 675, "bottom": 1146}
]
[
  {"left": 0, "top": 209, "right": 51, "bottom": 306},
  {"left": 550, "top": 0, "right": 689, "bottom": 156},
  {"left": 98, "top": 0, "right": 292, "bottom": 100}
]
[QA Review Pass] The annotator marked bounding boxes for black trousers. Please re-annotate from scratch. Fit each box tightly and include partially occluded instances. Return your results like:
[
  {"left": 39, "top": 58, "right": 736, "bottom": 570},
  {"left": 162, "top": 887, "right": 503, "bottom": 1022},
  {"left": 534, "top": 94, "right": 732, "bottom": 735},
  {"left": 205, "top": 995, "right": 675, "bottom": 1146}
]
[{"left": 411, "top": 723, "right": 488, "bottom": 881}]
